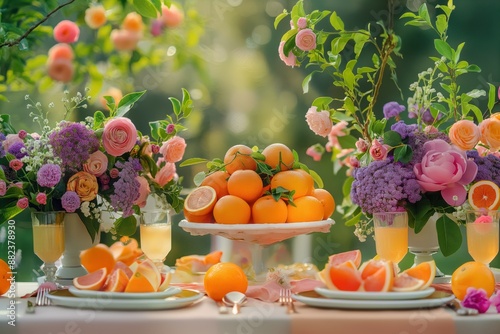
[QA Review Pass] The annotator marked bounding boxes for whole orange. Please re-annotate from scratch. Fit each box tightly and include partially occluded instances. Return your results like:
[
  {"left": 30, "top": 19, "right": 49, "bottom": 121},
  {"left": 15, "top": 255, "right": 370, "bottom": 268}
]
[
  {"left": 451, "top": 261, "right": 496, "bottom": 300},
  {"left": 227, "top": 169, "right": 263, "bottom": 203},
  {"left": 223, "top": 144, "right": 256, "bottom": 174},
  {"left": 262, "top": 143, "right": 295, "bottom": 171},
  {"left": 213, "top": 195, "right": 251, "bottom": 224},
  {"left": 204, "top": 262, "right": 248, "bottom": 301},
  {"left": 0, "top": 259, "right": 12, "bottom": 296}
]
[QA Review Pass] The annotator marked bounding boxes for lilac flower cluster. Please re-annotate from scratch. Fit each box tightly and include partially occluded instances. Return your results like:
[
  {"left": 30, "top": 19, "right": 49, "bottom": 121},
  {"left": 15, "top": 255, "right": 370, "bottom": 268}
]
[
  {"left": 351, "top": 159, "right": 421, "bottom": 214},
  {"left": 61, "top": 191, "right": 80, "bottom": 212},
  {"left": 48, "top": 122, "right": 99, "bottom": 172},
  {"left": 36, "top": 164, "right": 62, "bottom": 187},
  {"left": 7, "top": 142, "right": 26, "bottom": 159},
  {"left": 383, "top": 102, "right": 405, "bottom": 119},
  {"left": 466, "top": 150, "right": 500, "bottom": 187},
  {"left": 110, "top": 158, "right": 142, "bottom": 216}
]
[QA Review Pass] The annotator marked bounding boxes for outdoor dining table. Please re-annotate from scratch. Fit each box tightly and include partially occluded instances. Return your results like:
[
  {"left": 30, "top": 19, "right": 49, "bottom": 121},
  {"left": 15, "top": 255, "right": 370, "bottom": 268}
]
[{"left": 1, "top": 282, "right": 499, "bottom": 334}]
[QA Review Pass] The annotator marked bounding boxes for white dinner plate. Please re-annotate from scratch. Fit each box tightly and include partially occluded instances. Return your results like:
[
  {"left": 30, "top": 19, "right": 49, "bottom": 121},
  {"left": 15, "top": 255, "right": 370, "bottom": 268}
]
[
  {"left": 314, "top": 287, "right": 435, "bottom": 300},
  {"left": 48, "top": 289, "right": 204, "bottom": 310},
  {"left": 179, "top": 219, "right": 334, "bottom": 245},
  {"left": 68, "top": 286, "right": 182, "bottom": 299},
  {"left": 293, "top": 290, "right": 454, "bottom": 310}
]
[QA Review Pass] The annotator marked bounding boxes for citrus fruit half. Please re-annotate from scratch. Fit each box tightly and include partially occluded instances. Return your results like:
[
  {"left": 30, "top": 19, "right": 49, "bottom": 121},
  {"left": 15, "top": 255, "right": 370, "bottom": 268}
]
[
  {"left": 184, "top": 185, "right": 217, "bottom": 216},
  {"left": 468, "top": 180, "right": 500, "bottom": 210},
  {"left": 73, "top": 267, "right": 108, "bottom": 291}
]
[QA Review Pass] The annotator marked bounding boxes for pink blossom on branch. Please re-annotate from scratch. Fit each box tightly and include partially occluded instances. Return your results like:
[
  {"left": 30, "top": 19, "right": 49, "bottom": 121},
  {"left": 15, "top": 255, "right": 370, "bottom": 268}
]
[
  {"left": 85, "top": 5, "right": 107, "bottom": 29},
  {"left": 53, "top": 20, "right": 80, "bottom": 43},
  {"left": 295, "top": 28, "right": 316, "bottom": 51},
  {"left": 278, "top": 41, "right": 296, "bottom": 68},
  {"left": 305, "top": 106, "right": 332, "bottom": 137},
  {"left": 155, "top": 162, "right": 176, "bottom": 187},
  {"left": 160, "top": 136, "right": 187, "bottom": 163},
  {"left": 369, "top": 140, "right": 389, "bottom": 161}
]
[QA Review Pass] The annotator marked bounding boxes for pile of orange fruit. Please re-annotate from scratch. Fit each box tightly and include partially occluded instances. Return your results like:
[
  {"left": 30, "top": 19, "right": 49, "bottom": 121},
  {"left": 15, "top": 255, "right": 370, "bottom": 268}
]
[
  {"left": 184, "top": 143, "right": 335, "bottom": 224},
  {"left": 318, "top": 250, "right": 436, "bottom": 292}
]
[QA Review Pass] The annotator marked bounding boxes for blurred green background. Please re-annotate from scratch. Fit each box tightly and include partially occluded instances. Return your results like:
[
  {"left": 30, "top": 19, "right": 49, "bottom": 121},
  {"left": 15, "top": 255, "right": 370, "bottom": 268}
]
[{"left": 1, "top": 0, "right": 499, "bottom": 281}]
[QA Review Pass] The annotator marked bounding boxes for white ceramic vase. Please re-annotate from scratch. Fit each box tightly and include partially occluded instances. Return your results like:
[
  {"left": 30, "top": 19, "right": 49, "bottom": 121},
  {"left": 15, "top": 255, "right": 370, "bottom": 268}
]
[{"left": 56, "top": 213, "right": 100, "bottom": 282}]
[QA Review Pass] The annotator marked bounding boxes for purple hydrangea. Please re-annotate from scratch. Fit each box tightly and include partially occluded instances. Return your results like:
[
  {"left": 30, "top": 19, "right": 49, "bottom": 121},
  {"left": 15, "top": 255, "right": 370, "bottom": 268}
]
[
  {"left": 462, "top": 288, "right": 491, "bottom": 314},
  {"left": 391, "top": 121, "right": 419, "bottom": 140},
  {"left": 61, "top": 191, "right": 81, "bottom": 212},
  {"left": 466, "top": 150, "right": 500, "bottom": 187},
  {"left": 49, "top": 122, "right": 99, "bottom": 172},
  {"left": 110, "top": 158, "right": 142, "bottom": 216},
  {"left": 351, "top": 159, "right": 422, "bottom": 214},
  {"left": 383, "top": 102, "right": 405, "bottom": 119},
  {"left": 7, "top": 142, "right": 26, "bottom": 159},
  {"left": 37, "top": 164, "right": 62, "bottom": 188}
]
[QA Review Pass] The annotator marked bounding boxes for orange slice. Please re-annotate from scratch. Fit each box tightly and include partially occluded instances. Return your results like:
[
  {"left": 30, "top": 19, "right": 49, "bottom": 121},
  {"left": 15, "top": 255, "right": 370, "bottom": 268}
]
[
  {"left": 392, "top": 273, "right": 425, "bottom": 292},
  {"left": 73, "top": 268, "right": 108, "bottom": 291},
  {"left": 80, "top": 244, "right": 116, "bottom": 274},
  {"left": 184, "top": 186, "right": 217, "bottom": 216},
  {"left": 329, "top": 260, "right": 363, "bottom": 291},
  {"left": 401, "top": 261, "right": 436, "bottom": 289},
  {"left": 124, "top": 271, "right": 156, "bottom": 293},
  {"left": 468, "top": 180, "right": 500, "bottom": 210},
  {"left": 103, "top": 268, "right": 129, "bottom": 292},
  {"left": 359, "top": 260, "right": 394, "bottom": 292}
]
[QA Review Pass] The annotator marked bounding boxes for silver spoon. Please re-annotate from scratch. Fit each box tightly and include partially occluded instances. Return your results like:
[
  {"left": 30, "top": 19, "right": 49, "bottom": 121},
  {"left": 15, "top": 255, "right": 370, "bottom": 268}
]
[{"left": 223, "top": 291, "right": 247, "bottom": 315}]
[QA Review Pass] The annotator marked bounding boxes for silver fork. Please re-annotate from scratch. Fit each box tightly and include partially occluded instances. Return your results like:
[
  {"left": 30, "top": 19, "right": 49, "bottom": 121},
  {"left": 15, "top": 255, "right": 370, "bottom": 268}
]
[
  {"left": 35, "top": 288, "right": 51, "bottom": 306},
  {"left": 279, "top": 288, "right": 297, "bottom": 314}
]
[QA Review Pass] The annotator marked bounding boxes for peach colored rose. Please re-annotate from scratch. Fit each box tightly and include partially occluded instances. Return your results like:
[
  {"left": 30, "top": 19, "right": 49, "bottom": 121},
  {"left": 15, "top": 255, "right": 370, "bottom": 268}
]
[
  {"left": 100, "top": 87, "right": 123, "bottom": 109},
  {"left": 102, "top": 117, "right": 138, "bottom": 157},
  {"left": 161, "top": 5, "right": 184, "bottom": 28},
  {"left": 448, "top": 120, "right": 480, "bottom": 150},
  {"left": 83, "top": 150, "right": 108, "bottom": 176},
  {"left": 122, "top": 12, "right": 144, "bottom": 33},
  {"left": 48, "top": 43, "right": 74, "bottom": 60},
  {"left": 85, "top": 5, "right": 107, "bottom": 29},
  {"left": 111, "top": 29, "right": 141, "bottom": 51},
  {"left": 369, "top": 140, "right": 389, "bottom": 161},
  {"left": 479, "top": 117, "right": 500, "bottom": 150},
  {"left": 305, "top": 106, "right": 332, "bottom": 137},
  {"left": 278, "top": 41, "right": 296, "bottom": 67},
  {"left": 67, "top": 171, "right": 98, "bottom": 202},
  {"left": 53, "top": 20, "right": 80, "bottom": 43},
  {"left": 159, "top": 136, "right": 186, "bottom": 163},
  {"left": 134, "top": 176, "right": 151, "bottom": 208},
  {"left": 155, "top": 163, "right": 176, "bottom": 187},
  {"left": 295, "top": 28, "right": 316, "bottom": 51},
  {"left": 47, "top": 58, "right": 74, "bottom": 83}
]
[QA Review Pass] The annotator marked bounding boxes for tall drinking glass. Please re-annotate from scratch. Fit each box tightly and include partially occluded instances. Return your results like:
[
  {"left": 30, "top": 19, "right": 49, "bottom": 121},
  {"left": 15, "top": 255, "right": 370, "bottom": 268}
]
[
  {"left": 31, "top": 212, "right": 65, "bottom": 282},
  {"left": 373, "top": 211, "right": 408, "bottom": 266},
  {"left": 140, "top": 209, "right": 172, "bottom": 271},
  {"left": 465, "top": 210, "right": 499, "bottom": 266}
]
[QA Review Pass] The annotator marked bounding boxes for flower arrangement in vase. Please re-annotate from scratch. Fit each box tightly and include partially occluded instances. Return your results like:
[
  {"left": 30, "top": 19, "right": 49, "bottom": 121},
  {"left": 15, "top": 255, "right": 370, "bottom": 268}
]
[
  {"left": 0, "top": 88, "right": 192, "bottom": 241},
  {"left": 276, "top": 0, "right": 499, "bottom": 256}
]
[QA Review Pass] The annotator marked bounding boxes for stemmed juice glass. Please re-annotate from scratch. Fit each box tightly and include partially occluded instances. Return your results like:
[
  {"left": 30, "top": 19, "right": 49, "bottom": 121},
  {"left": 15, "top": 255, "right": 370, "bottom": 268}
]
[
  {"left": 31, "top": 212, "right": 65, "bottom": 282},
  {"left": 465, "top": 210, "right": 499, "bottom": 266},
  {"left": 373, "top": 211, "right": 408, "bottom": 266},
  {"left": 140, "top": 209, "right": 172, "bottom": 271}
]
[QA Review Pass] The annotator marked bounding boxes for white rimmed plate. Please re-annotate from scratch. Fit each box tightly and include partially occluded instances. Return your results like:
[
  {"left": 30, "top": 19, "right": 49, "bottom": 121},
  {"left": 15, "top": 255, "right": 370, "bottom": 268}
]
[
  {"left": 48, "top": 289, "right": 203, "bottom": 310},
  {"left": 314, "top": 287, "right": 435, "bottom": 300},
  {"left": 68, "top": 286, "right": 181, "bottom": 299},
  {"left": 293, "top": 290, "right": 454, "bottom": 310},
  {"left": 179, "top": 219, "right": 334, "bottom": 245}
]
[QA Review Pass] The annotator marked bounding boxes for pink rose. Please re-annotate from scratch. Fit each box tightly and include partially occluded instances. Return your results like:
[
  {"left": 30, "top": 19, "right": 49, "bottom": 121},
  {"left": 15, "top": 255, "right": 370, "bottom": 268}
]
[
  {"left": 414, "top": 139, "right": 478, "bottom": 206},
  {"left": 83, "top": 150, "right": 108, "bottom": 176},
  {"left": 0, "top": 180, "right": 6, "bottom": 196},
  {"left": 355, "top": 138, "right": 368, "bottom": 153},
  {"left": 17, "top": 197, "right": 29, "bottom": 209},
  {"left": 109, "top": 168, "right": 120, "bottom": 178},
  {"left": 297, "top": 17, "right": 307, "bottom": 29},
  {"left": 449, "top": 120, "right": 480, "bottom": 150},
  {"left": 18, "top": 130, "right": 27, "bottom": 139},
  {"left": 369, "top": 140, "right": 389, "bottom": 161},
  {"left": 161, "top": 5, "right": 184, "bottom": 28},
  {"left": 47, "top": 58, "right": 74, "bottom": 83},
  {"left": 159, "top": 136, "right": 186, "bottom": 163},
  {"left": 110, "top": 29, "right": 141, "bottom": 51},
  {"left": 2, "top": 134, "right": 23, "bottom": 151},
  {"left": 278, "top": 41, "right": 297, "bottom": 67},
  {"left": 479, "top": 117, "right": 500, "bottom": 150},
  {"left": 155, "top": 162, "right": 176, "bottom": 187},
  {"left": 48, "top": 43, "right": 74, "bottom": 61},
  {"left": 53, "top": 20, "right": 80, "bottom": 43},
  {"left": 295, "top": 28, "right": 316, "bottom": 51},
  {"left": 306, "top": 145, "right": 323, "bottom": 161},
  {"left": 85, "top": 5, "right": 107, "bottom": 29},
  {"left": 9, "top": 159, "right": 23, "bottom": 171},
  {"left": 475, "top": 215, "right": 493, "bottom": 224},
  {"left": 102, "top": 117, "right": 138, "bottom": 157},
  {"left": 305, "top": 106, "right": 332, "bottom": 137},
  {"left": 134, "top": 176, "right": 151, "bottom": 208},
  {"left": 36, "top": 193, "right": 47, "bottom": 205}
]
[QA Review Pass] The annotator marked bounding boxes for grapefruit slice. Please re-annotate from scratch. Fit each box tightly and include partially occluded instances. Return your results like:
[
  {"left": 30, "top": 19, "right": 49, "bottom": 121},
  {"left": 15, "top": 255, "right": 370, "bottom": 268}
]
[
  {"left": 329, "top": 260, "right": 363, "bottom": 291},
  {"left": 328, "top": 250, "right": 362, "bottom": 268},
  {"left": 468, "top": 180, "right": 500, "bottom": 210},
  {"left": 73, "top": 268, "right": 108, "bottom": 291},
  {"left": 137, "top": 259, "right": 161, "bottom": 290},
  {"left": 401, "top": 261, "right": 436, "bottom": 289},
  {"left": 158, "top": 271, "right": 172, "bottom": 292},
  {"left": 184, "top": 186, "right": 217, "bottom": 216},
  {"left": 392, "top": 273, "right": 425, "bottom": 292},
  {"left": 111, "top": 261, "right": 134, "bottom": 279},
  {"left": 360, "top": 260, "right": 394, "bottom": 292},
  {"left": 103, "top": 268, "right": 129, "bottom": 292},
  {"left": 317, "top": 265, "right": 336, "bottom": 290}
]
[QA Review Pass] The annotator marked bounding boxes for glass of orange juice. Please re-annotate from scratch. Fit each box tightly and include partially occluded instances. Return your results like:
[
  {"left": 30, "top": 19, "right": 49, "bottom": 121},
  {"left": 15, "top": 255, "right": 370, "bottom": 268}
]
[
  {"left": 31, "top": 212, "right": 65, "bottom": 282},
  {"left": 465, "top": 210, "right": 499, "bottom": 266},
  {"left": 373, "top": 211, "right": 408, "bottom": 265},
  {"left": 140, "top": 209, "right": 172, "bottom": 271}
]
